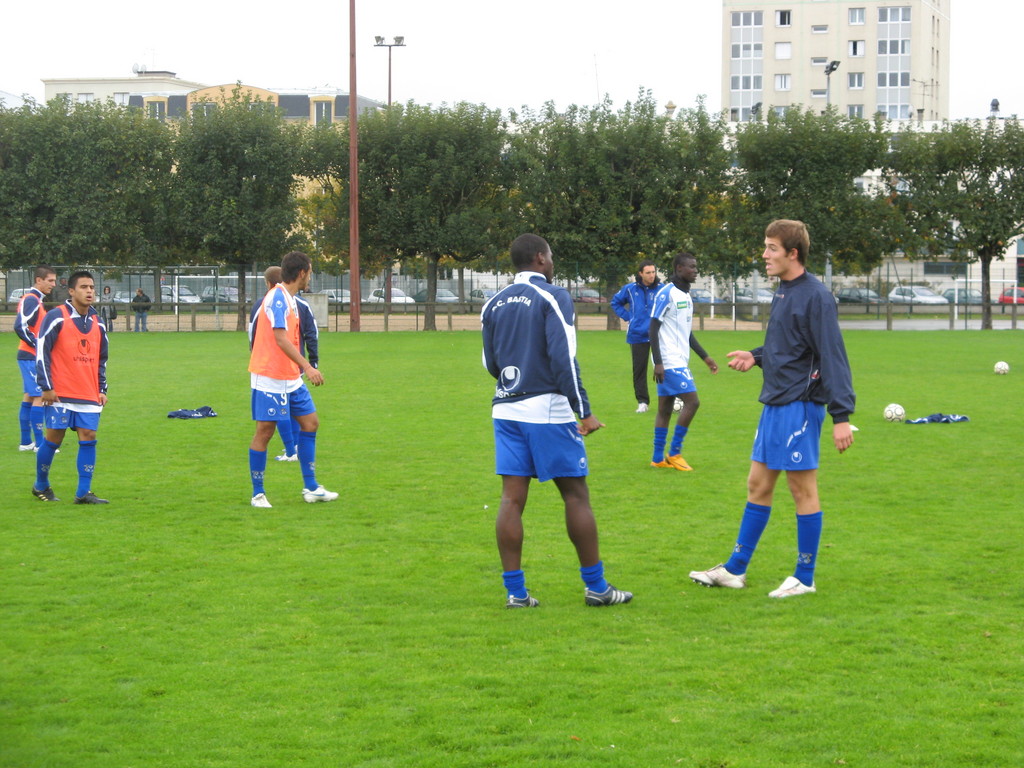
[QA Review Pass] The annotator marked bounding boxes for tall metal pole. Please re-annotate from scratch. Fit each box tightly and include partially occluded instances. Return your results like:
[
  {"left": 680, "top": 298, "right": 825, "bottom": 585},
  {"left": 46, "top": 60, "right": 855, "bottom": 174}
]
[{"left": 348, "top": 0, "right": 361, "bottom": 331}]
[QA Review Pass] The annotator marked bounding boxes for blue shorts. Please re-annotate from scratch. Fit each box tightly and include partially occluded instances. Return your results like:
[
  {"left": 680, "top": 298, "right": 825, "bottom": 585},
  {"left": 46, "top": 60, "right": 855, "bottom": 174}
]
[
  {"left": 751, "top": 401, "right": 825, "bottom": 471},
  {"left": 251, "top": 385, "right": 316, "bottom": 422},
  {"left": 19, "top": 359, "right": 42, "bottom": 397},
  {"left": 494, "top": 419, "right": 588, "bottom": 482},
  {"left": 656, "top": 366, "right": 697, "bottom": 398},
  {"left": 44, "top": 405, "right": 101, "bottom": 432}
]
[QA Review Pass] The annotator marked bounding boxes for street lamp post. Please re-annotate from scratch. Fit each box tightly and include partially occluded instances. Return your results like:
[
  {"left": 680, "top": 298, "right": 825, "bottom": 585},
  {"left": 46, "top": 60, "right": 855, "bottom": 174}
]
[
  {"left": 373, "top": 35, "right": 406, "bottom": 107},
  {"left": 824, "top": 60, "right": 840, "bottom": 108}
]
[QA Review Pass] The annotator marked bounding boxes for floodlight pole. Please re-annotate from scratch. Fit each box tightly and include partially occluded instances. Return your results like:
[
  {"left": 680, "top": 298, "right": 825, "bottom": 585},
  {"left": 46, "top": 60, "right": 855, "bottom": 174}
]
[
  {"left": 348, "top": 0, "right": 361, "bottom": 331},
  {"left": 825, "top": 60, "right": 840, "bottom": 108}
]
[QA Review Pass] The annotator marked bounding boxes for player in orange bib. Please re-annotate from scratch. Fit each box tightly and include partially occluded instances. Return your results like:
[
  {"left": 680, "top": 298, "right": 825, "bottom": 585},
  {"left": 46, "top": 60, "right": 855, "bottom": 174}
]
[
  {"left": 32, "top": 270, "right": 110, "bottom": 504},
  {"left": 247, "top": 251, "right": 337, "bottom": 508}
]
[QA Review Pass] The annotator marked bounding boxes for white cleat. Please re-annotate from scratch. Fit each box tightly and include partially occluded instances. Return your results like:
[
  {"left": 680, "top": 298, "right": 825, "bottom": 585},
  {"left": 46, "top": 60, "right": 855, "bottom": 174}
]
[
  {"left": 19, "top": 443, "right": 37, "bottom": 452},
  {"left": 274, "top": 451, "right": 299, "bottom": 462},
  {"left": 302, "top": 485, "right": 339, "bottom": 503},
  {"left": 635, "top": 402, "right": 649, "bottom": 413},
  {"left": 689, "top": 564, "right": 747, "bottom": 589},
  {"left": 251, "top": 493, "right": 273, "bottom": 508},
  {"left": 768, "top": 576, "right": 816, "bottom": 599}
]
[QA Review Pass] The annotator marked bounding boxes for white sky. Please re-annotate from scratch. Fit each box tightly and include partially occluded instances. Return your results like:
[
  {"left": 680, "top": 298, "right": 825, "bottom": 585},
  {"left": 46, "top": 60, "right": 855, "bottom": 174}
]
[{"left": 2, "top": 1, "right": 1021, "bottom": 120}]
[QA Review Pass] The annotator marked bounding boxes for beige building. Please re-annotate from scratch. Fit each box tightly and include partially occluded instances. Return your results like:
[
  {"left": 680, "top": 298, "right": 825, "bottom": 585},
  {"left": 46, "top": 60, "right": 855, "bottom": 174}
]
[{"left": 722, "top": 0, "right": 950, "bottom": 122}]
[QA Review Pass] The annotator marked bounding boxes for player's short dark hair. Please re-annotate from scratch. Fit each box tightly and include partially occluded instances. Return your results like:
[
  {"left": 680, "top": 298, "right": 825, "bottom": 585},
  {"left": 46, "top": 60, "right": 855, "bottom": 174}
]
[
  {"left": 672, "top": 252, "right": 696, "bottom": 269},
  {"left": 765, "top": 219, "right": 810, "bottom": 264},
  {"left": 281, "top": 251, "right": 311, "bottom": 283},
  {"left": 510, "top": 234, "right": 550, "bottom": 269},
  {"left": 68, "top": 270, "right": 93, "bottom": 289},
  {"left": 34, "top": 266, "right": 55, "bottom": 281}
]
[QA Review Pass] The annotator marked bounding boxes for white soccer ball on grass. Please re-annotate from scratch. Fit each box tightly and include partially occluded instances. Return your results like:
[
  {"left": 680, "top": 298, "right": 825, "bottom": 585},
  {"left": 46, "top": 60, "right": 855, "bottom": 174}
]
[
  {"left": 672, "top": 398, "right": 682, "bottom": 413},
  {"left": 994, "top": 361, "right": 1010, "bottom": 375},
  {"left": 883, "top": 403, "right": 905, "bottom": 422}
]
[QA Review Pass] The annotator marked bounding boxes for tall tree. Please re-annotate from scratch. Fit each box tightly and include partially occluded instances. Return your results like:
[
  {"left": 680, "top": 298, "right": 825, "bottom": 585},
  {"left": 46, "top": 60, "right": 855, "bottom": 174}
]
[
  {"left": 510, "top": 93, "right": 726, "bottom": 329},
  {"left": 885, "top": 117, "right": 1024, "bottom": 329},
  {"left": 330, "top": 102, "right": 511, "bottom": 331},
  {"left": 173, "top": 88, "right": 303, "bottom": 329},
  {"left": 731, "top": 108, "right": 899, "bottom": 277},
  {"left": 0, "top": 97, "right": 174, "bottom": 270}
]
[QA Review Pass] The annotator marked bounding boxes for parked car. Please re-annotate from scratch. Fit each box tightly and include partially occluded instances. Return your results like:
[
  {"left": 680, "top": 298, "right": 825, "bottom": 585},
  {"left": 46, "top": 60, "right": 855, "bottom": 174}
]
[
  {"left": 469, "top": 288, "right": 499, "bottom": 304},
  {"left": 8, "top": 288, "right": 27, "bottom": 303},
  {"left": 997, "top": 287, "right": 1024, "bottom": 304},
  {"left": 837, "top": 287, "right": 882, "bottom": 304},
  {"left": 319, "top": 288, "right": 350, "bottom": 305},
  {"left": 112, "top": 291, "right": 133, "bottom": 304},
  {"left": 201, "top": 286, "right": 239, "bottom": 303},
  {"left": 941, "top": 288, "right": 985, "bottom": 305},
  {"left": 571, "top": 288, "right": 605, "bottom": 303},
  {"left": 365, "top": 287, "right": 414, "bottom": 304},
  {"left": 734, "top": 287, "right": 776, "bottom": 304},
  {"left": 690, "top": 289, "right": 724, "bottom": 304},
  {"left": 412, "top": 288, "right": 460, "bottom": 303},
  {"left": 160, "top": 285, "right": 201, "bottom": 304},
  {"left": 887, "top": 286, "right": 948, "bottom": 305}
]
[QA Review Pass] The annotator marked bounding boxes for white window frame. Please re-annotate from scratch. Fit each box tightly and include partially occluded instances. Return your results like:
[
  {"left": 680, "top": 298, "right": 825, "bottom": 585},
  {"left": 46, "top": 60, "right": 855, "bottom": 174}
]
[
  {"left": 849, "top": 40, "right": 865, "bottom": 57},
  {"left": 775, "top": 74, "right": 792, "bottom": 91},
  {"left": 775, "top": 42, "right": 793, "bottom": 59},
  {"left": 849, "top": 8, "right": 865, "bottom": 25}
]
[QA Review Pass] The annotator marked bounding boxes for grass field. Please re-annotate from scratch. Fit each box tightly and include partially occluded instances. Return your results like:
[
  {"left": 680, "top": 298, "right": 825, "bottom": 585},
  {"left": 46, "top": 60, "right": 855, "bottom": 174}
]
[{"left": 1, "top": 329, "right": 1021, "bottom": 768}]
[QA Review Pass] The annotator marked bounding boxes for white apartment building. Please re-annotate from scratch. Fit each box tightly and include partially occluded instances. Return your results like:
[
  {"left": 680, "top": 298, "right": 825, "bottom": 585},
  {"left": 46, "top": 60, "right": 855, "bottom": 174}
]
[{"left": 722, "top": 0, "right": 950, "bottom": 122}]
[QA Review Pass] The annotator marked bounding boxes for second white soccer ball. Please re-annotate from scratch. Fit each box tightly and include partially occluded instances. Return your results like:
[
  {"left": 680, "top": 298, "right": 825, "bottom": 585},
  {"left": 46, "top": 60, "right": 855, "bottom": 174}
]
[
  {"left": 883, "top": 403, "right": 905, "bottom": 422},
  {"left": 673, "top": 398, "right": 682, "bottom": 412},
  {"left": 994, "top": 361, "right": 1010, "bottom": 375}
]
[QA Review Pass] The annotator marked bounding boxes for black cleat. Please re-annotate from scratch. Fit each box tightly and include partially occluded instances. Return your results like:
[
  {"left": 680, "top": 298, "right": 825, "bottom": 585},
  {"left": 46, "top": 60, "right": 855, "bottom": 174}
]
[
  {"left": 73, "top": 491, "right": 109, "bottom": 505},
  {"left": 32, "top": 486, "right": 60, "bottom": 502},
  {"left": 585, "top": 584, "right": 633, "bottom": 606},
  {"left": 506, "top": 594, "right": 540, "bottom": 609}
]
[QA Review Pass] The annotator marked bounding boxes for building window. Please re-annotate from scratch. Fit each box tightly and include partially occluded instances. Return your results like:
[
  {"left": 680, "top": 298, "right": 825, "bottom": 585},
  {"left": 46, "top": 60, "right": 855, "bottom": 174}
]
[
  {"left": 879, "top": 7, "right": 911, "bottom": 22},
  {"left": 812, "top": 25, "right": 829, "bottom": 34},
  {"left": 732, "top": 11, "right": 764, "bottom": 26},
  {"left": 733, "top": 42, "right": 763, "bottom": 59},
  {"left": 775, "top": 74, "right": 792, "bottom": 91},
  {"left": 848, "top": 72, "right": 864, "bottom": 89},
  {"left": 775, "top": 42, "right": 792, "bottom": 59},
  {"left": 146, "top": 100, "right": 167, "bottom": 121},
  {"left": 879, "top": 39, "right": 911, "bottom": 55},
  {"left": 77, "top": 93, "right": 95, "bottom": 103},
  {"left": 811, "top": 89, "right": 827, "bottom": 99},
  {"left": 849, "top": 40, "right": 865, "bottom": 57},
  {"left": 773, "top": 106, "right": 788, "bottom": 117},
  {"left": 776, "top": 10, "right": 791, "bottom": 26},
  {"left": 849, "top": 8, "right": 865, "bottom": 25},
  {"left": 113, "top": 92, "right": 129, "bottom": 106},
  {"left": 314, "top": 100, "right": 333, "bottom": 125},
  {"left": 191, "top": 103, "right": 217, "bottom": 117},
  {"left": 811, "top": 57, "right": 827, "bottom": 67},
  {"left": 848, "top": 105, "right": 865, "bottom": 118}
]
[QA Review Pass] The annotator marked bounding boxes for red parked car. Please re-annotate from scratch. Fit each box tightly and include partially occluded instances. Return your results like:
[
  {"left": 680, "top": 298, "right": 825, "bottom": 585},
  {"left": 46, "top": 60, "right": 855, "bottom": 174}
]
[{"left": 997, "top": 287, "right": 1024, "bottom": 304}]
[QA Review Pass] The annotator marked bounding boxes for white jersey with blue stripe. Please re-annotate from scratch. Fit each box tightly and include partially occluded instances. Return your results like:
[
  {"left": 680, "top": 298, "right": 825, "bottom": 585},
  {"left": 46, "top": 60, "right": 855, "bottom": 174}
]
[{"left": 651, "top": 283, "right": 695, "bottom": 369}]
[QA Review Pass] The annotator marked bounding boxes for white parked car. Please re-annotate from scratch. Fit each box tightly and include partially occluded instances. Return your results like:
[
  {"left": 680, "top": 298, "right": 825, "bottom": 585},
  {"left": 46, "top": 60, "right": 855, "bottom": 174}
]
[
  {"left": 160, "top": 285, "right": 202, "bottom": 304},
  {"left": 365, "top": 288, "right": 414, "bottom": 304},
  {"left": 887, "top": 286, "right": 948, "bottom": 305}
]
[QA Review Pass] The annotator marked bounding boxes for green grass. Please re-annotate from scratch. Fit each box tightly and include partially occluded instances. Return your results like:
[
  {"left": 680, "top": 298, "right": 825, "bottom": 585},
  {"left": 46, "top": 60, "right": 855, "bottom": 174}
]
[{"left": 1, "top": 329, "right": 1021, "bottom": 768}]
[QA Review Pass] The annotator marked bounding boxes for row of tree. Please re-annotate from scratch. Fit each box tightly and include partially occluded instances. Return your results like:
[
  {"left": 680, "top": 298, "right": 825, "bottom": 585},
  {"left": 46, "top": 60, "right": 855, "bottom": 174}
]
[{"left": 2, "top": 91, "right": 1022, "bottom": 329}]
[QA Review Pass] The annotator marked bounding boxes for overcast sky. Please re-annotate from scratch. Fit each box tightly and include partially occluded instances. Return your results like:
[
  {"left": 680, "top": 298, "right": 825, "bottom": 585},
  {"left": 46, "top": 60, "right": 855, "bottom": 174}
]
[{"left": 2, "top": 1, "right": 1020, "bottom": 120}]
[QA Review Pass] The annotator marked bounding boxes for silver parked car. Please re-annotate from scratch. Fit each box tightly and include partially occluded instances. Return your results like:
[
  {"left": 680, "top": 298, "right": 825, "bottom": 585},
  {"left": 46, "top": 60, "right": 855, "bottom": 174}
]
[{"left": 888, "top": 286, "right": 948, "bottom": 305}]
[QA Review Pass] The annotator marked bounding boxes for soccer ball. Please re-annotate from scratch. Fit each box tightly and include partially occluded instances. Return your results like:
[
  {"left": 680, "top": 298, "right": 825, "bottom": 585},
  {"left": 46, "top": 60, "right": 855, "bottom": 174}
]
[
  {"left": 672, "top": 398, "right": 682, "bottom": 412},
  {"left": 883, "top": 403, "right": 905, "bottom": 422},
  {"left": 994, "top": 361, "right": 1010, "bottom": 375}
]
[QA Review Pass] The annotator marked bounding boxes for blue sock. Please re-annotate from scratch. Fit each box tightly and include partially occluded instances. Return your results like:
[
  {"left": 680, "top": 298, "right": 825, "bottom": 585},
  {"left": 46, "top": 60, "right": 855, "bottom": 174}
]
[
  {"left": 502, "top": 569, "right": 528, "bottom": 599},
  {"left": 297, "top": 431, "right": 317, "bottom": 490},
  {"left": 652, "top": 427, "right": 668, "bottom": 463},
  {"left": 724, "top": 502, "right": 772, "bottom": 575},
  {"left": 31, "top": 405, "right": 45, "bottom": 447},
  {"left": 670, "top": 425, "right": 689, "bottom": 456},
  {"left": 580, "top": 561, "right": 609, "bottom": 593},
  {"left": 19, "top": 402, "right": 32, "bottom": 445},
  {"left": 35, "top": 439, "right": 60, "bottom": 490},
  {"left": 794, "top": 511, "right": 823, "bottom": 586},
  {"left": 249, "top": 449, "right": 267, "bottom": 495},
  {"left": 76, "top": 440, "right": 97, "bottom": 497},
  {"left": 277, "top": 418, "right": 297, "bottom": 457}
]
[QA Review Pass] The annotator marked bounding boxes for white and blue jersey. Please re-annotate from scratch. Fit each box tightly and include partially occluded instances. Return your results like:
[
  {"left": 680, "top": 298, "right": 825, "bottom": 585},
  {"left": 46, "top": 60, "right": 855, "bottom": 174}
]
[
  {"left": 650, "top": 283, "right": 695, "bottom": 369},
  {"left": 481, "top": 272, "right": 590, "bottom": 424}
]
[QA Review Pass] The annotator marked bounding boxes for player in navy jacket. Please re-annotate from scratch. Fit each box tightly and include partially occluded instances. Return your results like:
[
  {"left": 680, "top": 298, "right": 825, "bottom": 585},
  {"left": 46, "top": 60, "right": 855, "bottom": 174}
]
[{"left": 481, "top": 233, "right": 632, "bottom": 609}]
